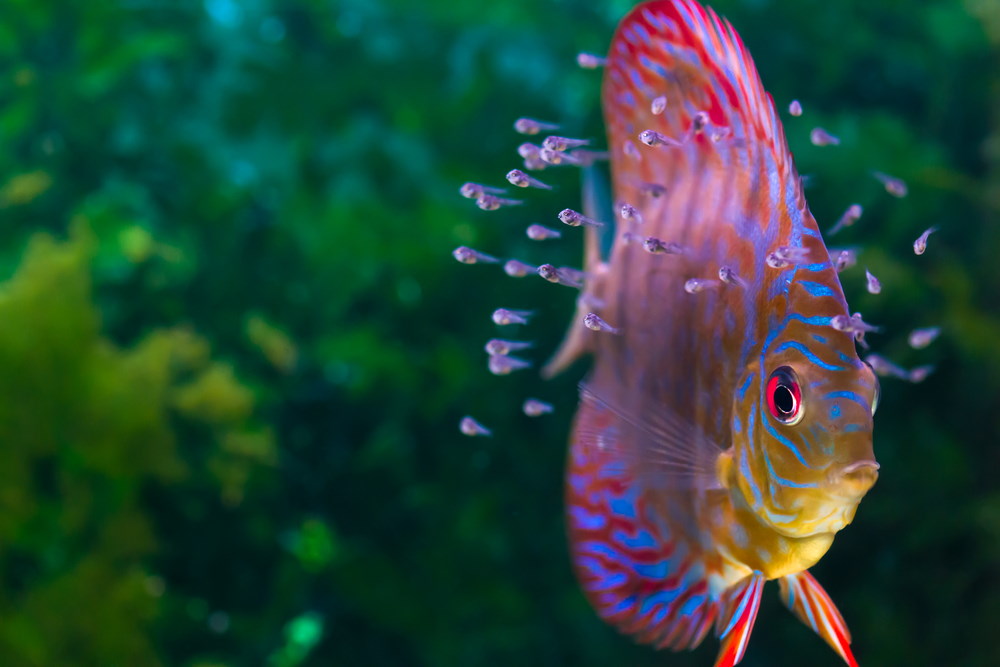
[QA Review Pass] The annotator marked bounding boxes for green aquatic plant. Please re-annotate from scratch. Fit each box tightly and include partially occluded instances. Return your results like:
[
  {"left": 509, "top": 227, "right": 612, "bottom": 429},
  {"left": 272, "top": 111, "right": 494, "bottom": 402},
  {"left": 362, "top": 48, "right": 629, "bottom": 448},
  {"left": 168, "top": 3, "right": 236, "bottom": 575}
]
[{"left": 0, "top": 227, "right": 273, "bottom": 665}]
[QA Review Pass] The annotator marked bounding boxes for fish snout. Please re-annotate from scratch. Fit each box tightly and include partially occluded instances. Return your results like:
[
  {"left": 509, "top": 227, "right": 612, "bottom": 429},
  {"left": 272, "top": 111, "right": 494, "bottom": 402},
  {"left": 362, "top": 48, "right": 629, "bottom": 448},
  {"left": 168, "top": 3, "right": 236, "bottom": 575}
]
[{"left": 831, "top": 459, "right": 880, "bottom": 498}]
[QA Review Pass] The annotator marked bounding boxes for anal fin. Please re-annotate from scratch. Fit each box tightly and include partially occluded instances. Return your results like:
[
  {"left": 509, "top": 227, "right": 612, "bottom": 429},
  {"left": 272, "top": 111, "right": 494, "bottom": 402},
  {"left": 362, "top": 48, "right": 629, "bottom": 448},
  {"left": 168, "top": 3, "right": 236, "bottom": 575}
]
[
  {"left": 779, "top": 570, "right": 858, "bottom": 667},
  {"left": 713, "top": 571, "right": 765, "bottom": 667}
]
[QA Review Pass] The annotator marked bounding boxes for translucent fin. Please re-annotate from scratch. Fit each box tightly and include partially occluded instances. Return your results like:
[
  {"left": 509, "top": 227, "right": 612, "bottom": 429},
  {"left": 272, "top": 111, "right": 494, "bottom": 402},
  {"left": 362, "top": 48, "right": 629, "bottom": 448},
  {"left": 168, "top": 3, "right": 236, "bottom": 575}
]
[
  {"left": 779, "top": 571, "right": 858, "bottom": 667},
  {"left": 713, "top": 572, "right": 765, "bottom": 667},
  {"left": 577, "top": 383, "right": 721, "bottom": 489}
]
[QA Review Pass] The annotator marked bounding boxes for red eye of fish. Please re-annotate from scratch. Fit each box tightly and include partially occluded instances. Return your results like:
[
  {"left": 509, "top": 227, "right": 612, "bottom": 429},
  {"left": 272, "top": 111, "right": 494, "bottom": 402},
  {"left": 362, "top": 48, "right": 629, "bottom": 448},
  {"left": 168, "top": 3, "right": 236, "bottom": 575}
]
[{"left": 766, "top": 366, "right": 802, "bottom": 425}]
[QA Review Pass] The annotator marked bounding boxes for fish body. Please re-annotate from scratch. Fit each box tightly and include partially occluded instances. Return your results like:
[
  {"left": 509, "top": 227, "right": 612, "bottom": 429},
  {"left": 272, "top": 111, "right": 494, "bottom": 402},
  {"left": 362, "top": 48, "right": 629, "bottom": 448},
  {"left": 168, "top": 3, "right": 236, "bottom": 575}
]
[{"left": 553, "top": 2, "right": 880, "bottom": 665}]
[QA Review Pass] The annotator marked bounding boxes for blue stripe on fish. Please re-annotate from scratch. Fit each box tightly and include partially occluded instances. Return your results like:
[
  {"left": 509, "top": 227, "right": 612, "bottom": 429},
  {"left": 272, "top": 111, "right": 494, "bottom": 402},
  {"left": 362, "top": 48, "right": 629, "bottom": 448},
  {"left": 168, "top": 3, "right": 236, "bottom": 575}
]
[
  {"left": 823, "top": 390, "right": 868, "bottom": 409},
  {"left": 614, "top": 529, "right": 657, "bottom": 549},
  {"left": 798, "top": 280, "right": 836, "bottom": 297},
  {"left": 571, "top": 506, "right": 608, "bottom": 530},
  {"left": 760, "top": 407, "right": 819, "bottom": 469},
  {"left": 774, "top": 340, "right": 847, "bottom": 371}
]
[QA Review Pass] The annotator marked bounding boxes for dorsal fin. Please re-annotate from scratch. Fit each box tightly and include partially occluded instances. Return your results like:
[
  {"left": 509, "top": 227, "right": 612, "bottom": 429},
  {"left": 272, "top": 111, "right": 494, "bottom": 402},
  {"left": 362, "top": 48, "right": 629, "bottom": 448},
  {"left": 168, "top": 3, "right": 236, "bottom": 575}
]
[{"left": 604, "top": 0, "right": 794, "bottom": 189}]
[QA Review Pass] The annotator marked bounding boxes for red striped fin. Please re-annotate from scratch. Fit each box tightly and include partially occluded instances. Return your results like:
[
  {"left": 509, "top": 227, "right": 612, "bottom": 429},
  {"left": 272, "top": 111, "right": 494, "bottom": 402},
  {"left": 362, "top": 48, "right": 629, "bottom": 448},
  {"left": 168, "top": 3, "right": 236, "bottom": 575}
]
[
  {"left": 713, "top": 572, "right": 765, "bottom": 667},
  {"left": 566, "top": 394, "right": 719, "bottom": 651},
  {"left": 604, "top": 0, "right": 792, "bottom": 179},
  {"left": 779, "top": 570, "right": 859, "bottom": 667}
]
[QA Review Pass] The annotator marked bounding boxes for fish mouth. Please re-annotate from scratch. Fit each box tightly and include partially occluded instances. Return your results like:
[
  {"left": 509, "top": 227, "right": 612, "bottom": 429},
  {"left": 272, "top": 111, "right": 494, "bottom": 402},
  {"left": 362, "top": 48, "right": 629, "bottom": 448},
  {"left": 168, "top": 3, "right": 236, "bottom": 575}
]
[{"left": 829, "top": 459, "right": 880, "bottom": 498}]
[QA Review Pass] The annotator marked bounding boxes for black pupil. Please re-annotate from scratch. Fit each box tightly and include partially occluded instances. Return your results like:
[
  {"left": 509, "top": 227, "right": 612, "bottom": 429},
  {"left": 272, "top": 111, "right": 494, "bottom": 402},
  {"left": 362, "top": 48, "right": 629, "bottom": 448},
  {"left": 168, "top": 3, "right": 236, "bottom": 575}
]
[{"left": 774, "top": 384, "right": 795, "bottom": 414}]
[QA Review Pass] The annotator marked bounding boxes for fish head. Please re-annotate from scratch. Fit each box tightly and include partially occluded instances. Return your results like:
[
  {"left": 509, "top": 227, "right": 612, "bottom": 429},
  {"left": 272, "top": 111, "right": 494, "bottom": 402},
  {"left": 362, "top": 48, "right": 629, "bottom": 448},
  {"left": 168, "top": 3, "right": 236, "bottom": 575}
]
[{"left": 732, "top": 325, "right": 880, "bottom": 539}]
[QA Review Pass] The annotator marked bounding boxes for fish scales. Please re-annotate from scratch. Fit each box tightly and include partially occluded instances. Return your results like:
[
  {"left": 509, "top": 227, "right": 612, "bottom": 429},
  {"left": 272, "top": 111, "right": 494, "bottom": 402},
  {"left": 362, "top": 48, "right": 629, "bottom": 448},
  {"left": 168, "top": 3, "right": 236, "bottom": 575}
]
[{"left": 557, "top": 2, "right": 880, "bottom": 666}]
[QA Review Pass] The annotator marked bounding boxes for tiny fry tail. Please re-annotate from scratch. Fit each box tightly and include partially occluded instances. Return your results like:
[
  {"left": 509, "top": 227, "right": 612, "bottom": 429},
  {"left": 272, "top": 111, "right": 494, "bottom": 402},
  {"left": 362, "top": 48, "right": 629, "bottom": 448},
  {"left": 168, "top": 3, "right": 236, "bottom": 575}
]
[
  {"left": 779, "top": 570, "right": 859, "bottom": 667},
  {"left": 713, "top": 572, "right": 765, "bottom": 667}
]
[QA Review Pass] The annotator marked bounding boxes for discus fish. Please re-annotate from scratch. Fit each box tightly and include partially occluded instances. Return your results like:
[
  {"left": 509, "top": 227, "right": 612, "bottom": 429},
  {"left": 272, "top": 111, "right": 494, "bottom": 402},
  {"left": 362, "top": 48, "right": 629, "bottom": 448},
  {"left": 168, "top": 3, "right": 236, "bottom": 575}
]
[{"left": 545, "top": 3, "right": 880, "bottom": 665}]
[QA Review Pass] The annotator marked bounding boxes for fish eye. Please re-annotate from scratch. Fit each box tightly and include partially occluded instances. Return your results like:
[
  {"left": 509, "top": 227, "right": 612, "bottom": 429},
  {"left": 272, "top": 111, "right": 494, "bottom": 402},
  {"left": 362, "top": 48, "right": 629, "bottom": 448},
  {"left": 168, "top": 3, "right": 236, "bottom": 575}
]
[{"left": 766, "top": 366, "right": 803, "bottom": 425}]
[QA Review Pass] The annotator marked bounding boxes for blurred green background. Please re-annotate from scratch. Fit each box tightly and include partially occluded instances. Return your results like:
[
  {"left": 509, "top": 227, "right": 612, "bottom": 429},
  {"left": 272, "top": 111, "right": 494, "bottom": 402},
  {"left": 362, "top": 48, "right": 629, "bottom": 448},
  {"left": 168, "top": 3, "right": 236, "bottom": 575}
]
[{"left": 0, "top": 0, "right": 996, "bottom": 665}]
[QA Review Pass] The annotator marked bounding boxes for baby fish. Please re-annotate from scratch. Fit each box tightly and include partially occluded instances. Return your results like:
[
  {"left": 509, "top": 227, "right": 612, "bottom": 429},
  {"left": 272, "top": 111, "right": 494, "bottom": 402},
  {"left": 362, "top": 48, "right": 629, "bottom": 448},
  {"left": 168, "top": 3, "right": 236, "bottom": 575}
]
[
  {"left": 576, "top": 52, "right": 607, "bottom": 68},
  {"left": 873, "top": 170, "right": 908, "bottom": 197},
  {"left": 810, "top": 127, "right": 840, "bottom": 146},
  {"left": 651, "top": 95, "right": 667, "bottom": 115},
  {"left": 718, "top": 265, "right": 747, "bottom": 287},
  {"left": 523, "top": 398, "right": 555, "bottom": 417},
  {"left": 538, "top": 264, "right": 584, "bottom": 288},
  {"left": 691, "top": 110, "right": 709, "bottom": 133},
  {"left": 850, "top": 312, "right": 871, "bottom": 349},
  {"left": 558, "top": 208, "right": 604, "bottom": 227},
  {"left": 766, "top": 245, "right": 812, "bottom": 269},
  {"left": 460, "top": 182, "right": 506, "bottom": 199},
  {"left": 865, "top": 354, "right": 934, "bottom": 383},
  {"left": 517, "top": 142, "right": 541, "bottom": 159},
  {"left": 459, "top": 416, "right": 491, "bottom": 437},
  {"left": 908, "top": 326, "right": 941, "bottom": 349},
  {"left": 831, "top": 313, "right": 880, "bottom": 334},
  {"left": 453, "top": 246, "right": 499, "bottom": 265},
  {"left": 864, "top": 353, "right": 909, "bottom": 379},
  {"left": 488, "top": 354, "right": 532, "bottom": 375},
  {"left": 583, "top": 312, "right": 620, "bottom": 334},
  {"left": 620, "top": 203, "right": 643, "bottom": 223},
  {"left": 788, "top": 100, "right": 802, "bottom": 116},
  {"left": 503, "top": 259, "right": 537, "bottom": 277},
  {"left": 638, "top": 129, "right": 680, "bottom": 147},
  {"left": 476, "top": 194, "right": 523, "bottom": 211},
  {"left": 514, "top": 117, "right": 560, "bottom": 135},
  {"left": 643, "top": 236, "right": 684, "bottom": 255},
  {"left": 908, "top": 365, "right": 935, "bottom": 383},
  {"left": 491, "top": 308, "right": 532, "bottom": 326},
  {"left": 827, "top": 204, "right": 863, "bottom": 236},
  {"left": 831, "top": 248, "right": 858, "bottom": 272},
  {"left": 913, "top": 226, "right": 937, "bottom": 255},
  {"left": 765, "top": 252, "right": 790, "bottom": 269},
  {"left": 523, "top": 155, "right": 548, "bottom": 171},
  {"left": 526, "top": 224, "right": 562, "bottom": 241},
  {"left": 684, "top": 277, "right": 720, "bottom": 294},
  {"left": 540, "top": 147, "right": 584, "bottom": 166},
  {"left": 542, "top": 135, "right": 591, "bottom": 152},
  {"left": 865, "top": 269, "right": 881, "bottom": 294},
  {"left": 506, "top": 169, "right": 553, "bottom": 190},
  {"left": 485, "top": 338, "right": 533, "bottom": 356}
]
